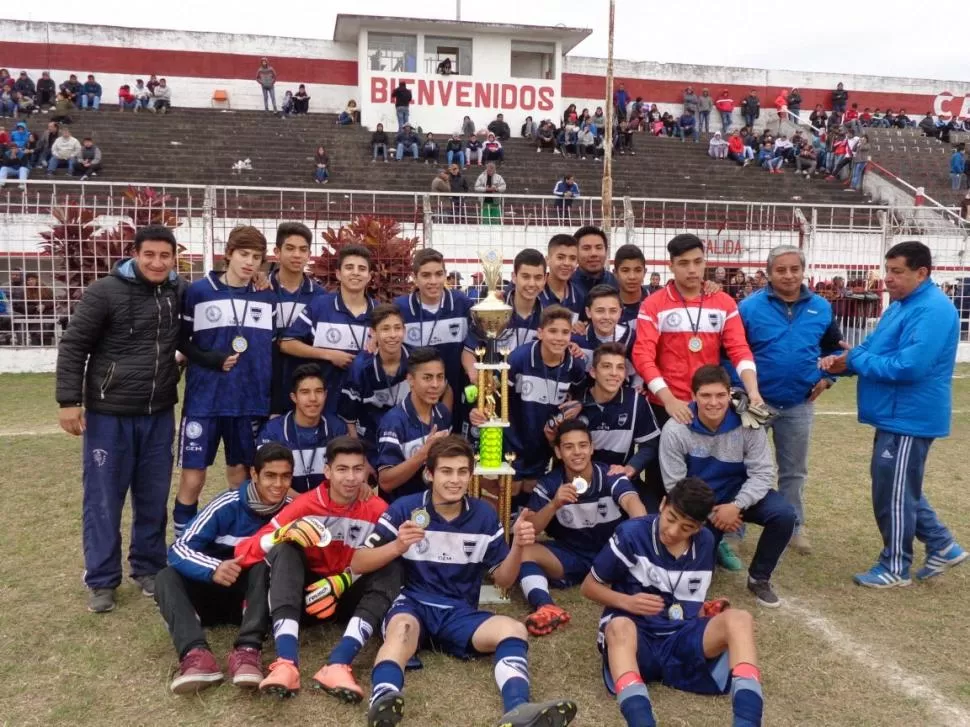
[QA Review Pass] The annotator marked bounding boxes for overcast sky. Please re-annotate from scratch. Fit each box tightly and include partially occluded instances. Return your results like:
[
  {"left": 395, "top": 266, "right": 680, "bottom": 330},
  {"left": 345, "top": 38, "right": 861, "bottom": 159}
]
[{"left": 6, "top": 0, "right": 969, "bottom": 83}]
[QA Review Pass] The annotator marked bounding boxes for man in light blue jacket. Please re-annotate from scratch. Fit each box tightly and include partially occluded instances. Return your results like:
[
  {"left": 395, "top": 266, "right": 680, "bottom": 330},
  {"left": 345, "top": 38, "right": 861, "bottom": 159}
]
[
  {"left": 738, "top": 245, "right": 843, "bottom": 555},
  {"left": 822, "top": 241, "right": 966, "bottom": 588}
]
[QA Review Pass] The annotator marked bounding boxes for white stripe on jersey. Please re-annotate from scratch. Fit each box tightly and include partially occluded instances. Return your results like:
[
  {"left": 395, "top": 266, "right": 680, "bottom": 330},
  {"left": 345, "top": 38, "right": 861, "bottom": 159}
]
[
  {"left": 590, "top": 428, "right": 635, "bottom": 456},
  {"left": 310, "top": 515, "right": 377, "bottom": 548},
  {"left": 555, "top": 497, "right": 623, "bottom": 530},
  {"left": 655, "top": 307, "right": 731, "bottom": 334},
  {"left": 291, "top": 448, "right": 326, "bottom": 478},
  {"left": 192, "top": 299, "right": 275, "bottom": 333},
  {"left": 620, "top": 549, "right": 712, "bottom": 603},
  {"left": 516, "top": 374, "right": 572, "bottom": 406},
  {"left": 404, "top": 318, "right": 468, "bottom": 347},
  {"left": 403, "top": 529, "right": 502, "bottom": 565},
  {"left": 311, "top": 321, "right": 370, "bottom": 351},
  {"left": 275, "top": 301, "right": 308, "bottom": 330}
]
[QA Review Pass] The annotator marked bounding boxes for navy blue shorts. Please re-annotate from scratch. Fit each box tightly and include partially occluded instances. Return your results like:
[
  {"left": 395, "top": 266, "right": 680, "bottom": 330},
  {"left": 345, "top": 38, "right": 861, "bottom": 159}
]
[
  {"left": 542, "top": 542, "right": 596, "bottom": 587},
  {"left": 178, "top": 415, "right": 263, "bottom": 469},
  {"left": 382, "top": 593, "right": 494, "bottom": 660},
  {"left": 597, "top": 611, "right": 730, "bottom": 696}
]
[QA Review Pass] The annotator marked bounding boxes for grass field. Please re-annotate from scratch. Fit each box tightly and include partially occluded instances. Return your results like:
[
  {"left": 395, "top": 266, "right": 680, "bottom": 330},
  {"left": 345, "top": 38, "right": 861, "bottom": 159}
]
[{"left": 1, "top": 371, "right": 969, "bottom": 726}]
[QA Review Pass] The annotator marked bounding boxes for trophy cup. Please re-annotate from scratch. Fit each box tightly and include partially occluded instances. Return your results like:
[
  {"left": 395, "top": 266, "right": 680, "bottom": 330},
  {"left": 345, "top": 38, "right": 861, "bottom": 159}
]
[{"left": 468, "top": 251, "right": 516, "bottom": 604}]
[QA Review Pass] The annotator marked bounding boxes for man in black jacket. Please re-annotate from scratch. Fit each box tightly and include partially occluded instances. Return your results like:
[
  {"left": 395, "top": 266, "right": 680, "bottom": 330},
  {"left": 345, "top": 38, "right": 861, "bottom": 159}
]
[
  {"left": 35, "top": 71, "right": 56, "bottom": 110},
  {"left": 56, "top": 225, "right": 226, "bottom": 614},
  {"left": 487, "top": 113, "right": 511, "bottom": 141}
]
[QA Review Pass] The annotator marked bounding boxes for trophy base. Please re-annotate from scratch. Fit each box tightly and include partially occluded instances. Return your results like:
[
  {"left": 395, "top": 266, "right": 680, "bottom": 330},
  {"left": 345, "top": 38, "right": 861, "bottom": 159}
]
[
  {"left": 474, "top": 463, "right": 516, "bottom": 477},
  {"left": 474, "top": 363, "right": 511, "bottom": 371},
  {"left": 479, "top": 583, "right": 511, "bottom": 605},
  {"left": 478, "top": 420, "right": 510, "bottom": 429}
]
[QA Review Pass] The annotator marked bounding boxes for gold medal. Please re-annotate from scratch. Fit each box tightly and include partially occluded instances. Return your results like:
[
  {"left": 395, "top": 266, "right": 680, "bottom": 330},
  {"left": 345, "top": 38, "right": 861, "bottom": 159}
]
[
  {"left": 232, "top": 335, "right": 249, "bottom": 353},
  {"left": 668, "top": 603, "right": 684, "bottom": 621},
  {"left": 687, "top": 336, "right": 703, "bottom": 353},
  {"left": 411, "top": 508, "right": 431, "bottom": 529},
  {"left": 571, "top": 476, "right": 589, "bottom": 495}
]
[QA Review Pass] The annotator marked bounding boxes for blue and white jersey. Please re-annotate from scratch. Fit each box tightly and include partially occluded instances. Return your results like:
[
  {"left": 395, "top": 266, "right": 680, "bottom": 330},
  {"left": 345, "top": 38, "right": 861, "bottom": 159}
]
[
  {"left": 182, "top": 271, "right": 277, "bottom": 417},
  {"left": 373, "top": 491, "right": 508, "bottom": 609},
  {"left": 570, "top": 323, "right": 639, "bottom": 387},
  {"left": 530, "top": 463, "right": 637, "bottom": 555},
  {"left": 506, "top": 341, "right": 587, "bottom": 461},
  {"left": 538, "top": 281, "right": 583, "bottom": 321},
  {"left": 376, "top": 395, "right": 452, "bottom": 501},
  {"left": 256, "top": 410, "right": 348, "bottom": 493},
  {"left": 590, "top": 515, "right": 715, "bottom": 636},
  {"left": 270, "top": 272, "right": 325, "bottom": 414},
  {"left": 571, "top": 268, "right": 619, "bottom": 314},
  {"left": 393, "top": 290, "right": 472, "bottom": 398},
  {"left": 284, "top": 291, "right": 375, "bottom": 413},
  {"left": 619, "top": 287, "right": 649, "bottom": 327},
  {"left": 579, "top": 386, "right": 660, "bottom": 468},
  {"left": 168, "top": 483, "right": 290, "bottom": 583},
  {"left": 339, "top": 347, "right": 411, "bottom": 460},
  {"left": 464, "top": 290, "right": 542, "bottom": 356}
]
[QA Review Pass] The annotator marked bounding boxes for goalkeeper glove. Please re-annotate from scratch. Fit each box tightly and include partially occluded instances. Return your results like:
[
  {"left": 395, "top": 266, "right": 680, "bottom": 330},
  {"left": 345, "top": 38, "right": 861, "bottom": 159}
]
[
  {"left": 701, "top": 598, "right": 731, "bottom": 618},
  {"left": 264, "top": 516, "right": 332, "bottom": 551},
  {"left": 305, "top": 571, "right": 355, "bottom": 620},
  {"left": 730, "top": 388, "right": 772, "bottom": 429}
]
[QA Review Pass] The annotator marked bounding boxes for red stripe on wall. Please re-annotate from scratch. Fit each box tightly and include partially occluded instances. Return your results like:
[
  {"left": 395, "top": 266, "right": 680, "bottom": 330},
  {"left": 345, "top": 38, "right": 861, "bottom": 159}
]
[
  {"left": 0, "top": 41, "right": 358, "bottom": 86},
  {"left": 562, "top": 73, "right": 944, "bottom": 114}
]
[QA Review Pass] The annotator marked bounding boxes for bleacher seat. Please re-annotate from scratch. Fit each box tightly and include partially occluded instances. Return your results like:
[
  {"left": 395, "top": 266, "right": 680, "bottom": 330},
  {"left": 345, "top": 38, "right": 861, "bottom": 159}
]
[{"left": 211, "top": 90, "right": 230, "bottom": 109}]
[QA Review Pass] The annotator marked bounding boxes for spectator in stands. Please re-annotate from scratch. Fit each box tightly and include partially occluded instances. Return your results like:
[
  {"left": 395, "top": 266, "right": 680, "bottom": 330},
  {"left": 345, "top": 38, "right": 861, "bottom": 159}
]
[
  {"left": 482, "top": 132, "right": 504, "bottom": 163},
  {"left": 445, "top": 133, "right": 465, "bottom": 168},
  {"left": 152, "top": 79, "right": 172, "bottom": 114},
  {"left": 859, "top": 107, "right": 873, "bottom": 127},
  {"left": 461, "top": 115, "right": 476, "bottom": 137},
  {"left": 395, "top": 125, "right": 419, "bottom": 161},
  {"left": 827, "top": 110, "right": 843, "bottom": 129},
  {"left": 371, "top": 123, "right": 389, "bottom": 162},
  {"left": 787, "top": 88, "right": 802, "bottom": 121},
  {"left": 313, "top": 144, "right": 329, "bottom": 184},
  {"left": 809, "top": 105, "right": 827, "bottom": 129},
  {"left": 536, "top": 121, "right": 556, "bottom": 153},
  {"left": 918, "top": 112, "right": 937, "bottom": 138},
  {"left": 118, "top": 84, "right": 136, "bottom": 112},
  {"left": 147, "top": 74, "right": 160, "bottom": 95},
  {"left": 759, "top": 141, "right": 784, "bottom": 173},
  {"left": 741, "top": 90, "right": 760, "bottom": 129},
  {"left": 0, "top": 87, "right": 14, "bottom": 118},
  {"left": 614, "top": 82, "right": 629, "bottom": 121},
  {"left": 256, "top": 57, "right": 277, "bottom": 112},
  {"left": 474, "top": 161, "right": 507, "bottom": 201},
  {"left": 796, "top": 142, "right": 818, "bottom": 178},
  {"left": 133, "top": 79, "right": 152, "bottom": 111},
  {"left": 421, "top": 133, "right": 440, "bottom": 164},
  {"left": 773, "top": 134, "right": 795, "bottom": 163},
  {"left": 683, "top": 87, "right": 699, "bottom": 116},
  {"left": 390, "top": 81, "right": 412, "bottom": 129},
  {"left": 563, "top": 104, "right": 578, "bottom": 126},
  {"left": 80, "top": 74, "right": 102, "bottom": 111},
  {"left": 59, "top": 74, "right": 81, "bottom": 104},
  {"left": 708, "top": 130, "right": 728, "bottom": 159},
  {"left": 553, "top": 174, "right": 580, "bottom": 216},
  {"left": 50, "top": 93, "right": 75, "bottom": 125},
  {"left": 951, "top": 146, "right": 966, "bottom": 191},
  {"left": 844, "top": 103, "right": 861, "bottom": 134},
  {"left": 647, "top": 272, "right": 663, "bottom": 294},
  {"left": 293, "top": 84, "right": 310, "bottom": 114},
  {"left": 616, "top": 120, "right": 635, "bottom": 155},
  {"left": 466, "top": 134, "right": 483, "bottom": 166},
  {"left": 70, "top": 136, "right": 102, "bottom": 180},
  {"left": 431, "top": 168, "right": 450, "bottom": 194},
  {"left": 35, "top": 71, "right": 56, "bottom": 110},
  {"left": 716, "top": 90, "right": 735, "bottom": 133},
  {"left": 870, "top": 109, "right": 888, "bottom": 128},
  {"left": 577, "top": 125, "right": 596, "bottom": 159},
  {"left": 448, "top": 162, "right": 469, "bottom": 220},
  {"left": 0, "top": 142, "right": 29, "bottom": 189},
  {"left": 33, "top": 121, "right": 58, "bottom": 168},
  {"left": 698, "top": 88, "right": 713, "bottom": 134},
  {"left": 337, "top": 100, "right": 358, "bottom": 125},
  {"left": 281, "top": 91, "right": 296, "bottom": 116},
  {"left": 850, "top": 134, "right": 870, "bottom": 191},
  {"left": 936, "top": 114, "right": 955, "bottom": 144},
  {"left": 674, "top": 109, "right": 698, "bottom": 142},
  {"left": 11, "top": 122, "right": 28, "bottom": 149},
  {"left": 487, "top": 113, "right": 511, "bottom": 141},
  {"left": 727, "top": 130, "right": 751, "bottom": 166},
  {"left": 591, "top": 106, "right": 607, "bottom": 136},
  {"left": 775, "top": 90, "right": 789, "bottom": 123},
  {"left": 894, "top": 109, "right": 913, "bottom": 128},
  {"left": 436, "top": 57, "right": 453, "bottom": 75},
  {"left": 521, "top": 115, "right": 536, "bottom": 139},
  {"left": 832, "top": 82, "right": 848, "bottom": 115}
]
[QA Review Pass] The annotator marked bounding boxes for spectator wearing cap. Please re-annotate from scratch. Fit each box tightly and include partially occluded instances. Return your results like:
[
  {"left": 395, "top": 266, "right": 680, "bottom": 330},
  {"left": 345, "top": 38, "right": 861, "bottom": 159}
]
[
  {"left": 446, "top": 271, "right": 463, "bottom": 290},
  {"left": 395, "top": 125, "right": 419, "bottom": 161},
  {"left": 421, "top": 133, "right": 440, "bottom": 165},
  {"left": 35, "top": 72, "right": 56, "bottom": 110},
  {"left": 468, "top": 272, "right": 487, "bottom": 301},
  {"left": 80, "top": 74, "right": 102, "bottom": 111}
]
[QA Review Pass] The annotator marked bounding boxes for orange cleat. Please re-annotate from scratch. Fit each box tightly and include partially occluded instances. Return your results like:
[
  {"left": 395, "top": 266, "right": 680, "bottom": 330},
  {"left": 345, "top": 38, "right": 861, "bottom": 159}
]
[
  {"left": 259, "top": 658, "right": 300, "bottom": 698},
  {"left": 525, "top": 604, "right": 571, "bottom": 637},
  {"left": 312, "top": 663, "right": 364, "bottom": 703}
]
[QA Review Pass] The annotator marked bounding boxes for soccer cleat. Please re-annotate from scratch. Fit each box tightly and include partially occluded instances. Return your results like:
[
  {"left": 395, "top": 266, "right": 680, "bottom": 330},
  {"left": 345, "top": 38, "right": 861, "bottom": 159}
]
[
  {"left": 853, "top": 564, "right": 912, "bottom": 589},
  {"left": 495, "top": 698, "right": 578, "bottom": 727},
  {"left": 259, "top": 658, "right": 300, "bottom": 698},
  {"left": 915, "top": 543, "right": 968, "bottom": 581},
  {"left": 717, "top": 541, "right": 744, "bottom": 571},
  {"left": 170, "top": 648, "right": 224, "bottom": 694},
  {"left": 525, "top": 604, "right": 571, "bottom": 637},
  {"left": 789, "top": 530, "right": 812, "bottom": 555},
  {"left": 747, "top": 578, "right": 781, "bottom": 608},
  {"left": 311, "top": 663, "right": 364, "bottom": 703},
  {"left": 132, "top": 574, "right": 155, "bottom": 597},
  {"left": 227, "top": 646, "right": 263, "bottom": 688},
  {"left": 88, "top": 587, "right": 116, "bottom": 613},
  {"left": 368, "top": 691, "right": 405, "bottom": 727}
]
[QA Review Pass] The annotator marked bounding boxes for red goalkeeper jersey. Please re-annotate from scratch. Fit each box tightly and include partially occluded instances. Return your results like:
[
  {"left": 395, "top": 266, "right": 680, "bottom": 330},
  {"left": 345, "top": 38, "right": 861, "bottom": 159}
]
[
  {"left": 235, "top": 486, "right": 388, "bottom": 577},
  {"left": 632, "top": 283, "right": 755, "bottom": 404}
]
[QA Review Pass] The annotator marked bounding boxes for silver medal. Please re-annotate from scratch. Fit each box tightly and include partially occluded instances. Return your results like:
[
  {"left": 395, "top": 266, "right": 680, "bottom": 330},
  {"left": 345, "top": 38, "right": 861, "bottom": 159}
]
[
  {"left": 668, "top": 603, "right": 684, "bottom": 621},
  {"left": 572, "top": 476, "right": 589, "bottom": 495},
  {"left": 232, "top": 335, "right": 249, "bottom": 353}
]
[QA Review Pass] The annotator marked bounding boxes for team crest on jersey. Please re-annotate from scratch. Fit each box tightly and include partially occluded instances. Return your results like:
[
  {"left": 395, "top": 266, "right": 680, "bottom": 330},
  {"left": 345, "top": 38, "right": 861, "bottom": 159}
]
[
  {"left": 92, "top": 448, "right": 108, "bottom": 467},
  {"left": 185, "top": 421, "right": 203, "bottom": 440},
  {"left": 688, "top": 576, "right": 702, "bottom": 594},
  {"left": 326, "top": 328, "right": 342, "bottom": 344},
  {"left": 407, "top": 327, "right": 421, "bottom": 343},
  {"left": 348, "top": 523, "right": 362, "bottom": 543},
  {"left": 251, "top": 307, "right": 264, "bottom": 322},
  {"left": 597, "top": 500, "right": 608, "bottom": 518},
  {"left": 462, "top": 540, "right": 477, "bottom": 557},
  {"left": 374, "top": 391, "right": 391, "bottom": 406},
  {"left": 415, "top": 538, "right": 431, "bottom": 555},
  {"left": 646, "top": 565, "right": 662, "bottom": 585},
  {"left": 666, "top": 312, "right": 681, "bottom": 327},
  {"left": 204, "top": 305, "right": 222, "bottom": 323},
  {"left": 449, "top": 322, "right": 460, "bottom": 337},
  {"left": 521, "top": 380, "right": 534, "bottom": 397},
  {"left": 707, "top": 312, "right": 719, "bottom": 327},
  {"left": 558, "top": 508, "right": 574, "bottom": 525},
  {"left": 617, "top": 413, "right": 628, "bottom": 427}
]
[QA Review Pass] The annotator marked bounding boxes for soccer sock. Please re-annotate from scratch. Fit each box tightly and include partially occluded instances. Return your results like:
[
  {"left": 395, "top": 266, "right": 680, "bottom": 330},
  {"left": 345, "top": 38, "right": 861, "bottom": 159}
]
[
  {"left": 494, "top": 637, "right": 530, "bottom": 713},
  {"left": 271, "top": 607, "right": 301, "bottom": 666},
  {"left": 518, "top": 562, "right": 554, "bottom": 610},
  {"left": 616, "top": 671, "right": 656, "bottom": 727},
  {"left": 172, "top": 500, "right": 197, "bottom": 539},
  {"left": 731, "top": 662, "right": 764, "bottom": 727},
  {"left": 370, "top": 660, "right": 405, "bottom": 707},
  {"left": 327, "top": 616, "right": 374, "bottom": 666}
]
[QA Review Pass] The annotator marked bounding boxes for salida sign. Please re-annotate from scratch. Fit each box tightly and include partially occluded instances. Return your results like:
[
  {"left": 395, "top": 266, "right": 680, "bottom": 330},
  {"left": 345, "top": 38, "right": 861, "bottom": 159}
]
[
  {"left": 371, "top": 77, "right": 555, "bottom": 111},
  {"left": 705, "top": 238, "right": 743, "bottom": 255},
  {"left": 934, "top": 92, "right": 970, "bottom": 119}
]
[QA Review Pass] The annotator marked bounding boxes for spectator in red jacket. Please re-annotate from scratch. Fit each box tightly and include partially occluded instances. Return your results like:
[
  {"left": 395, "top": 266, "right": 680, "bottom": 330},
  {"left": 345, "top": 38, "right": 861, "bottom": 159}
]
[
  {"left": 716, "top": 90, "right": 735, "bottom": 133},
  {"left": 118, "top": 84, "right": 137, "bottom": 112},
  {"left": 775, "top": 90, "right": 789, "bottom": 122},
  {"left": 726, "top": 131, "right": 752, "bottom": 167}
]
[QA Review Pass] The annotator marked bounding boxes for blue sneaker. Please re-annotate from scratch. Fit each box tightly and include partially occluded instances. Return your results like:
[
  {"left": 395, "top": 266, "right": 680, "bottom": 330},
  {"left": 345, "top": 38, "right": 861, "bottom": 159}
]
[
  {"left": 853, "top": 564, "right": 912, "bottom": 589},
  {"left": 915, "top": 543, "right": 968, "bottom": 581}
]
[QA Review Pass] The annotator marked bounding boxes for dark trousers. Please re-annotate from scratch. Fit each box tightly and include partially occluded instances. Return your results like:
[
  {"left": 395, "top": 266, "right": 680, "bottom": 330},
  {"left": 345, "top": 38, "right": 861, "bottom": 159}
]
[
  {"left": 267, "top": 542, "right": 403, "bottom": 630},
  {"left": 707, "top": 489, "right": 796, "bottom": 582},
  {"left": 154, "top": 564, "right": 271, "bottom": 659},
  {"left": 82, "top": 409, "right": 175, "bottom": 589},
  {"left": 640, "top": 403, "right": 671, "bottom": 512}
]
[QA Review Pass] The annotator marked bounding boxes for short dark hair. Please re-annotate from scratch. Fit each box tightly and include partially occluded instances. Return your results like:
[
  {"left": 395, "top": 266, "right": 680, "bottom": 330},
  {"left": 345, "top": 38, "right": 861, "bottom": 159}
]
[
  {"left": 407, "top": 346, "right": 444, "bottom": 374},
  {"left": 276, "top": 222, "right": 312, "bottom": 249},
  {"left": 667, "top": 234, "right": 705, "bottom": 260},
  {"left": 554, "top": 418, "right": 591, "bottom": 447},
  {"left": 885, "top": 241, "right": 932, "bottom": 274},
  {"left": 592, "top": 341, "right": 627, "bottom": 368},
  {"left": 370, "top": 302, "right": 403, "bottom": 328},
  {"left": 426, "top": 435, "right": 474, "bottom": 472},
  {"left": 539, "top": 304, "right": 573, "bottom": 328},
  {"left": 254, "top": 442, "right": 295, "bottom": 473},
  {"left": 326, "top": 435, "right": 366, "bottom": 464},
  {"left": 133, "top": 225, "right": 177, "bottom": 252},
  {"left": 412, "top": 248, "right": 444, "bottom": 273},
  {"left": 574, "top": 225, "right": 609, "bottom": 251},
  {"left": 514, "top": 248, "right": 546, "bottom": 274},
  {"left": 691, "top": 365, "right": 731, "bottom": 393},
  {"left": 585, "top": 283, "right": 620, "bottom": 309},
  {"left": 338, "top": 244, "right": 372, "bottom": 270},
  {"left": 665, "top": 477, "right": 716, "bottom": 523},
  {"left": 614, "top": 244, "right": 645, "bottom": 268},
  {"left": 547, "top": 233, "right": 578, "bottom": 252},
  {"left": 291, "top": 363, "right": 325, "bottom": 393}
]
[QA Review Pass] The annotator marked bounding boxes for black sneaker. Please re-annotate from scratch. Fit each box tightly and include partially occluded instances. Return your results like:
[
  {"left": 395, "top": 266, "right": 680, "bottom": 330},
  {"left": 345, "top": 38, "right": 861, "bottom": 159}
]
[
  {"left": 368, "top": 692, "right": 405, "bottom": 727},
  {"left": 747, "top": 578, "right": 781, "bottom": 608},
  {"left": 132, "top": 574, "right": 155, "bottom": 597},
  {"left": 88, "top": 588, "right": 116, "bottom": 613},
  {"left": 495, "top": 699, "right": 578, "bottom": 727}
]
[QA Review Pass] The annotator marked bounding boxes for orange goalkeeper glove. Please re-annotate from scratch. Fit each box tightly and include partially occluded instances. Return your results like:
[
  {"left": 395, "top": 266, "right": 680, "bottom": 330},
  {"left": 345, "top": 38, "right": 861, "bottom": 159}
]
[
  {"left": 701, "top": 598, "right": 731, "bottom": 618},
  {"left": 305, "top": 571, "right": 355, "bottom": 620},
  {"left": 275, "top": 516, "right": 332, "bottom": 550}
]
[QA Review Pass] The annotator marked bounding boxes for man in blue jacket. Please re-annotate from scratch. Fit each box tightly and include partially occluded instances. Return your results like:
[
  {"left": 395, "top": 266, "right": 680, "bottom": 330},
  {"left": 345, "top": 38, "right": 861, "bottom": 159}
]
[
  {"left": 822, "top": 241, "right": 966, "bottom": 588},
  {"left": 738, "top": 245, "right": 843, "bottom": 555}
]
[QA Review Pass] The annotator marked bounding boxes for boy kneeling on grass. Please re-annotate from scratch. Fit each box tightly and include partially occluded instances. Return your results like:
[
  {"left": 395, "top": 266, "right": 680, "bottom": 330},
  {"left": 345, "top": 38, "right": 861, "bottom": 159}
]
[{"left": 580, "top": 477, "right": 764, "bottom": 727}]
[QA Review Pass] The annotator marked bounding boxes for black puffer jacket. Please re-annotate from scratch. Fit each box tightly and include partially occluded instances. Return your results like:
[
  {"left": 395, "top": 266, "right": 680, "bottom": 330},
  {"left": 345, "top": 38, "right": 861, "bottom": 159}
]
[{"left": 56, "top": 259, "right": 220, "bottom": 415}]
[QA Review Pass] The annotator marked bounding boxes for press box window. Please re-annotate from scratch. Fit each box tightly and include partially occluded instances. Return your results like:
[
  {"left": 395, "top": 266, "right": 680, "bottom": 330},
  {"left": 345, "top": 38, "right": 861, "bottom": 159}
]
[
  {"left": 510, "top": 40, "right": 556, "bottom": 79},
  {"left": 368, "top": 32, "right": 418, "bottom": 73},
  {"left": 424, "top": 36, "right": 473, "bottom": 75}
]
